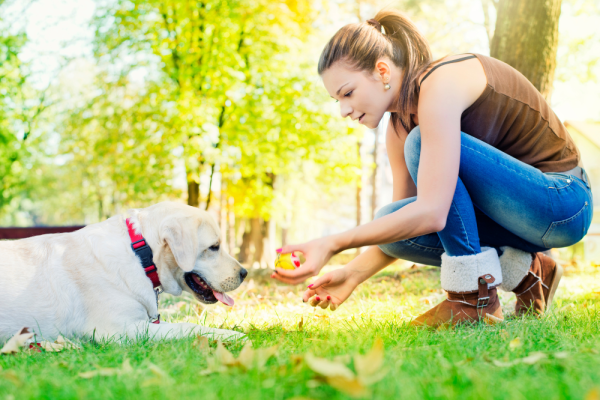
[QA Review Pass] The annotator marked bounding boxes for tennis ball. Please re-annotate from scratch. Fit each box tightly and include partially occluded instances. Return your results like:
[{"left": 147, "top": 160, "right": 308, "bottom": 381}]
[{"left": 275, "top": 252, "right": 301, "bottom": 270}]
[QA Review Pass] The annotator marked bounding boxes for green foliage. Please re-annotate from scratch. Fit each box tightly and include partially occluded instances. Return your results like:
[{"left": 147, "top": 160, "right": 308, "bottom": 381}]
[
  {"left": 28, "top": 0, "right": 360, "bottom": 224},
  {"left": 0, "top": 32, "right": 27, "bottom": 211}
]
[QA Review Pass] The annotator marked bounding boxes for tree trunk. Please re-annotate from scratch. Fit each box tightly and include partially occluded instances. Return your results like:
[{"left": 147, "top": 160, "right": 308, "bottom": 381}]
[
  {"left": 187, "top": 180, "right": 199, "bottom": 207},
  {"left": 490, "top": 0, "right": 562, "bottom": 100},
  {"left": 356, "top": 140, "right": 362, "bottom": 255},
  {"left": 238, "top": 219, "right": 251, "bottom": 264},
  {"left": 371, "top": 128, "right": 380, "bottom": 221},
  {"left": 227, "top": 196, "right": 236, "bottom": 256}
]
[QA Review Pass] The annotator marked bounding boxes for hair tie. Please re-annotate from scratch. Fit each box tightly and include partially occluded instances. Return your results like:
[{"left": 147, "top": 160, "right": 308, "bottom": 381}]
[{"left": 367, "top": 19, "right": 383, "bottom": 33}]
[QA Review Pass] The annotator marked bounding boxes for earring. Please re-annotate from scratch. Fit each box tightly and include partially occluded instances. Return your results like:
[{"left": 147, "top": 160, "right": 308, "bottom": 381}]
[{"left": 384, "top": 83, "right": 391, "bottom": 90}]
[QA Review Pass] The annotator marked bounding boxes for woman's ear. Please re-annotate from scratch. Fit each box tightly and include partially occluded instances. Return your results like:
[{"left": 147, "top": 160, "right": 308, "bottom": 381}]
[
  {"left": 160, "top": 217, "right": 198, "bottom": 272},
  {"left": 375, "top": 59, "right": 392, "bottom": 83}
]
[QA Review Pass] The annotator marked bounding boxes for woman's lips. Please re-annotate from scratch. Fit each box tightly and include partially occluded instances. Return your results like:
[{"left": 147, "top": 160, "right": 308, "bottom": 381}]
[{"left": 358, "top": 113, "right": 365, "bottom": 123}]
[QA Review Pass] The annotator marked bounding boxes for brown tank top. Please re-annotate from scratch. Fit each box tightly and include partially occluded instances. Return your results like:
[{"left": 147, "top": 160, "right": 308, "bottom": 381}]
[{"left": 420, "top": 54, "right": 580, "bottom": 173}]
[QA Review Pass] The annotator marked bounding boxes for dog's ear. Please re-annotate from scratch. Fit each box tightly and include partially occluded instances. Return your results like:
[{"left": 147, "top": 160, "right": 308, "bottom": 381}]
[{"left": 160, "top": 217, "right": 197, "bottom": 272}]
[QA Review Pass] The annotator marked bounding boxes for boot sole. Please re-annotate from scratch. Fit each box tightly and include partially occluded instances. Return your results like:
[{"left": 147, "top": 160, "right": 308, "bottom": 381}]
[{"left": 545, "top": 261, "right": 564, "bottom": 314}]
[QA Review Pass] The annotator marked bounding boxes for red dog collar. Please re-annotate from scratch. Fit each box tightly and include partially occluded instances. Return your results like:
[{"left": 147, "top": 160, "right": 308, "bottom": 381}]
[{"left": 126, "top": 218, "right": 161, "bottom": 289}]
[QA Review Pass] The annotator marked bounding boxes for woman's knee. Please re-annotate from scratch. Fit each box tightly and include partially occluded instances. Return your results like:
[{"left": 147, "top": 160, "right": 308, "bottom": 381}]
[{"left": 404, "top": 126, "right": 421, "bottom": 174}]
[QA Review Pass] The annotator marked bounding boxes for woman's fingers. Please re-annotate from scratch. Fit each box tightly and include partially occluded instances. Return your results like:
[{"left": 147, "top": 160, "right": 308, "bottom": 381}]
[
  {"left": 318, "top": 296, "right": 331, "bottom": 309},
  {"left": 309, "top": 295, "right": 321, "bottom": 307},
  {"left": 277, "top": 244, "right": 304, "bottom": 255}
]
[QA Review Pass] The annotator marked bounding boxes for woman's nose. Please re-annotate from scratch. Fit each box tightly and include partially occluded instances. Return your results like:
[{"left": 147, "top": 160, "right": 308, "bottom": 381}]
[{"left": 340, "top": 103, "right": 352, "bottom": 118}]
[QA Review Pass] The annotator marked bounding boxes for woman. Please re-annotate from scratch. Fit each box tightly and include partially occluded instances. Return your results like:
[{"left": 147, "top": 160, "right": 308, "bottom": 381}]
[{"left": 272, "top": 10, "right": 593, "bottom": 326}]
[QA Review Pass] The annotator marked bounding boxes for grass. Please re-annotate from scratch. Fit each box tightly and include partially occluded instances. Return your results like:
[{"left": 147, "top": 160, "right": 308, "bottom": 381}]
[{"left": 1, "top": 261, "right": 600, "bottom": 400}]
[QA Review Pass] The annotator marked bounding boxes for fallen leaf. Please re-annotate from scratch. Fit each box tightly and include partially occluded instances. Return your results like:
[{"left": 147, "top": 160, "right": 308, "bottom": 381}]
[
  {"left": 304, "top": 353, "right": 355, "bottom": 380},
  {"left": 202, "top": 342, "right": 278, "bottom": 374},
  {"left": 327, "top": 375, "right": 370, "bottom": 398},
  {"left": 1, "top": 328, "right": 34, "bottom": 355},
  {"left": 585, "top": 388, "right": 600, "bottom": 400},
  {"left": 1, "top": 370, "right": 22, "bottom": 386},
  {"left": 354, "top": 338, "right": 384, "bottom": 380},
  {"left": 298, "top": 317, "right": 304, "bottom": 331},
  {"left": 492, "top": 359, "right": 517, "bottom": 367},
  {"left": 484, "top": 313, "right": 503, "bottom": 325},
  {"left": 492, "top": 352, "right": 548, "bottom": 367},
  {"left": 521, "top": 352, "right": 547, "bottom": 365},
  {"left": 193, "top": 335, "right": 210, "bottom": 351},
  {"left": 55, "top": 335, "right": 82, "bottom": 350},
  {"left": 38, "top": 341, "right": 64, "bottom": 352},
  {"left": 78, "top": 368, "right": 120, "bottom": 379},
  {"left": 78, "top": 359, "right": 134, "bottom": 379},
  {"left": 215, "top": 341, "right": 237, "bottom": 365},
  {"left": 509, "top": 337, "right": 522, "bottom": 350}
]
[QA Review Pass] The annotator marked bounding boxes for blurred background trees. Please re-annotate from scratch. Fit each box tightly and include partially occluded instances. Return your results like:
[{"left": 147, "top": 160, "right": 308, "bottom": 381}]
[{"left": 0, "top": 0, "right": 598, "bottom": 266}]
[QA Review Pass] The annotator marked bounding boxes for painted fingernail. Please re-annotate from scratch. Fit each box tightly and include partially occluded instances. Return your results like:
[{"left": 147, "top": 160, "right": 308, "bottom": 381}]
[
  {"left": 327, "top": 296, "right": 331, "bottom": 300},
  {"left": 276, "top": 248, "right": 282, "bottom": 253},
  {"left": 316, "top": 297, "right": 320, "bottom": 301},
  {"left": 308, "top": 284, "right": 313, "bottom": 288}
]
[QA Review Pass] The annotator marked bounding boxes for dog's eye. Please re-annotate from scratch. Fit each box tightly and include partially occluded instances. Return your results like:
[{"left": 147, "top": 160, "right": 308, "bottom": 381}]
[{"left": 208, "top": 244, "right": 220, "bottom": 251}]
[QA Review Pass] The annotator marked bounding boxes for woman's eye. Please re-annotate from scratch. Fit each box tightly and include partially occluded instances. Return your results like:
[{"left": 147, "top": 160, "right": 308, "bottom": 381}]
[{"left": 344, "top": 90, "right": 353, "bottom": 97}]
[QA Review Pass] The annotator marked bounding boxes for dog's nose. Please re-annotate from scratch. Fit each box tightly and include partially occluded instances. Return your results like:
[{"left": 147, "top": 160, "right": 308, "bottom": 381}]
[{"left": 239, "top": 267, "right": 248, "bottom": 281}]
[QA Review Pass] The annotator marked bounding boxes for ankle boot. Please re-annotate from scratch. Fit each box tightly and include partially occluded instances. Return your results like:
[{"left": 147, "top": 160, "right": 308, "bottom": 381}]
[
  {"left": 411, "top": 248, "right": 504, "bottom": 327},
  {"left": 499, "top": 247, "right": 563, "bottom": 316}
]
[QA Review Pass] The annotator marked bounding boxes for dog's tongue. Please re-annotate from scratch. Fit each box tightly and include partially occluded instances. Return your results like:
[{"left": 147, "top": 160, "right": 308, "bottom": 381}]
[{"left": 213, "top": 290, "right": 235, "bottom": 307}]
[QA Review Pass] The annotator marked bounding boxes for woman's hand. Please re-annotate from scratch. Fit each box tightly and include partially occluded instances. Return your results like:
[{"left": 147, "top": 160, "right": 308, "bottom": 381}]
[
  {"left": 271, "top": 237, "right": 338, "bottom": 285},
  {"left": 302, "top": 268, "right": 360, "bottom": 311}
]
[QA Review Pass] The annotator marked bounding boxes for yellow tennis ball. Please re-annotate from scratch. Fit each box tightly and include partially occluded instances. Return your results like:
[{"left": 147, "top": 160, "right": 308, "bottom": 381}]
[{"left": 275, "top": 252, "right": 301, "bottom": 270}]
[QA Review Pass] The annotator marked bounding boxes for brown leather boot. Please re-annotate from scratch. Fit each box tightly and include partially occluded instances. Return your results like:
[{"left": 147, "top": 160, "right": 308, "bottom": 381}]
[
  {"left": 512, "top": 253, "right": 563, "bottom": 315},
  {"left": 411, "top": 248, "right": 504, "bottom": 328},
  {"left": 499, "top": 248, "right": 563, "bottom": 316},
  {"left": 411, "top": 274, "right": 504, "bottom": 327}
]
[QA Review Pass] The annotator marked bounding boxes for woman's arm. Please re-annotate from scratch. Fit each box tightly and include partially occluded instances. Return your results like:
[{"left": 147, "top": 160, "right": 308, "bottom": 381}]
[{"left": 274, "top": 57, "right": 487, "bottom": 285}]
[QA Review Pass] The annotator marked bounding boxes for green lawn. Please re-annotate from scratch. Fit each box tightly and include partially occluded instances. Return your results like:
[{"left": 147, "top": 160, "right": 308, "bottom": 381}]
[{"left": 2, "top": 262, "right": 600, "bottom": 400}]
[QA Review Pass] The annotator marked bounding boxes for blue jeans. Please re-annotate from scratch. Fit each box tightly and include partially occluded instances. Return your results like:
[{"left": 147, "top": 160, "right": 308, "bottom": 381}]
[{"left": 376, "top": 127, "right": 594, "bottom": 266}]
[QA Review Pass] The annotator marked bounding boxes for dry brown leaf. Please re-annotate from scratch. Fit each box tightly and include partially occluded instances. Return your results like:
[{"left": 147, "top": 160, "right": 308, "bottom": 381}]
[
  {"left": 1, "top": 370, "right": 22, "bottom": 386},
  {"left": 78, "top": 368, "right": 120, "bottom": 378},
  {"left": 215, "top": 341, "right": 237, "bottom": 365},
  {"left": 585, "top": 388, "right": 600, "bottom": 400},
  {"left": 327, "top": 375, "right": 369, "bottom": 398},
  {"left": 203, "top": 342, "right": 278, "bottom": 373},
  {"left": 193, "top": 335, "right": 210, "bottom": 351},
  {"left": 509, "top": 337, "right": 522, "bottom": 350},
  {"left": 1, "top": 327, "right": 34, "bottom": 355},
  {"left": 304, "top": 353, "right": 355, "bottom": 380},
  {"left": 484, "top": 313, "right": 504, "bottom": 325},
  {"left": 38, "top": 335, "right": 81, "bottom": 352},
  {"left": 354, "top": 338, "right": 384, "bottom": 379},
  {"left": 78, "top": 359, "right": 134, "bottom": 379},
  {"left": 38, "top": 341, "right": 64, "bottom": 352},
  {"left": 492, "top": 352, "right": 547, "bottom": 367},
  {"left": 520, "top": 352, "right": 547, "bottom": 365}
]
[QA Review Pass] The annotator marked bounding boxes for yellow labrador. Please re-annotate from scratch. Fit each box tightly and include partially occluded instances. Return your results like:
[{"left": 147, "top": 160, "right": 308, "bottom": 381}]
[{"left": 0, "top": 202, "right": 247, "bottom": 343}]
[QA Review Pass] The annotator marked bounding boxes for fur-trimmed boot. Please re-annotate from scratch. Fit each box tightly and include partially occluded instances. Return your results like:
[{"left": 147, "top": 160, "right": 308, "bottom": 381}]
[
  {"left": 498, "top": 247, "right": 563, "bottom": 316},
  {"left": 411, "top": 247, "right": 504, "bottom": 327}
]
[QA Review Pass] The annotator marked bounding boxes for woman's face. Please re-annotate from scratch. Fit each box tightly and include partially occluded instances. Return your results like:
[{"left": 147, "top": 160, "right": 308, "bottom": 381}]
[{"left": 321, "top": 59, "right": 399, "bottom": 129}]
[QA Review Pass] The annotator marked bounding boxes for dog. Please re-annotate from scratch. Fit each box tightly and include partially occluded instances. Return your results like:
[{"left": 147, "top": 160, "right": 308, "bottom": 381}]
[{"left": 0, "top": 201, "right": 247, "bottom": 343}]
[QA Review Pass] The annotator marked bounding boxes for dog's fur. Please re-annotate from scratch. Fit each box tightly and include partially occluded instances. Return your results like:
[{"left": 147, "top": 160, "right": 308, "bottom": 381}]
[{"left": 0, "top": 202, "right": 247, "bottom": 343}]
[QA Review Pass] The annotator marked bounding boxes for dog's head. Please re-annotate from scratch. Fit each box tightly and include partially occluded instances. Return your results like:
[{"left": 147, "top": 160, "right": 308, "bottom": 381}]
[{"left": 143, "top": 202, "right": 247, "bottom": 306}]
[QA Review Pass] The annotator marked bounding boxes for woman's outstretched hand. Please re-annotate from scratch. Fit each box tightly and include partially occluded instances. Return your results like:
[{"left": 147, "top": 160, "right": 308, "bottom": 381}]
[
  {"left": 301, "top": 268, "right": 359, "bottom": 311},
  {"left": 271, "top": 237, "right": 338, "bottom": 285}
]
